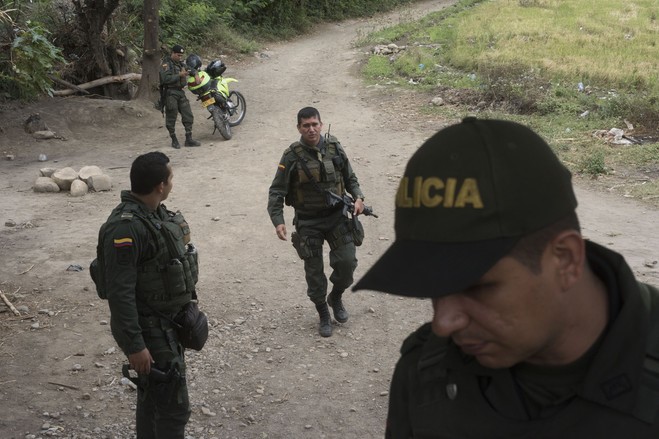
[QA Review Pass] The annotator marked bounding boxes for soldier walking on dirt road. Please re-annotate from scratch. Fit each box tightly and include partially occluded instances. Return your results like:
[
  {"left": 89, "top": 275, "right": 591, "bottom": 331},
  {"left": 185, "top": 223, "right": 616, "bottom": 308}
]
[{"left": 267, "top": 107, "right": 366, "bottom": 337}]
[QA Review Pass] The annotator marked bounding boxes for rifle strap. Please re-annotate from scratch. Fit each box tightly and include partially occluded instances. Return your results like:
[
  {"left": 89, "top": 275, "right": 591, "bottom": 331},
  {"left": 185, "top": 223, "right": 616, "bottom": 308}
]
[{"left": 289, "top": 145, "right": 328, "bottom": 198}]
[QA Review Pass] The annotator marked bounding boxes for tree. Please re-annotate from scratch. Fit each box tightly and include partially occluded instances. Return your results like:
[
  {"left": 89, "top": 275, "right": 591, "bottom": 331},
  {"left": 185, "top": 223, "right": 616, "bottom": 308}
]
[
  {"left": 72, "top": 0, "right": 127, "bottom": 98},
  {"left": 135, "top": 0, "right": 160, "bottom": 103}
]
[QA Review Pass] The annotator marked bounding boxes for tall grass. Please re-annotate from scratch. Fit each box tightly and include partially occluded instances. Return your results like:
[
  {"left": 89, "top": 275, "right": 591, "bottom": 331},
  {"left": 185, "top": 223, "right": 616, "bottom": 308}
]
[
  {"left": 359, "top": 0, "right": 659, "bottom": 203},
  {"left": 446, "top": 0, "right": 659, "bottom": 92}
]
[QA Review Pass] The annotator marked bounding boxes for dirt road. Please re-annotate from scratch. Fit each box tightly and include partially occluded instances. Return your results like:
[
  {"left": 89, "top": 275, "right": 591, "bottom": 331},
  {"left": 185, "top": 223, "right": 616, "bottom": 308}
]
[{"left": 1, "top": 0, "right": 658, "bottom": 437}]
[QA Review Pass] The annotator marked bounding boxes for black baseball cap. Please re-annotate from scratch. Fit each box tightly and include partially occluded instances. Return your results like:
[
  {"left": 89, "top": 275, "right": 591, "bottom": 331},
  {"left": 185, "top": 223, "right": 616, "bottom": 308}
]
[
  {"left": 353, "top": 117, "right": 578, "bottom": 298},
  {"left": 172, "top": 45, "right": 185, "bottom": 54}
]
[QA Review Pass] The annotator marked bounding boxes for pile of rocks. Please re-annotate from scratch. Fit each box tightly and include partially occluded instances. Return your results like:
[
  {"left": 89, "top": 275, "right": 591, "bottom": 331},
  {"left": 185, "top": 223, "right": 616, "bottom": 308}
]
[{"left": 33, "top": 165, "right": 112, "bottom": 196}]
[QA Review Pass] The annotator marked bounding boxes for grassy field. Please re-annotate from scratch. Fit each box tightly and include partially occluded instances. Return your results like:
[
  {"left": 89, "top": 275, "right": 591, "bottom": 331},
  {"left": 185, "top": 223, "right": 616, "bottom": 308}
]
[{"left": 358, "top": 0, "right": 659, "bottom": 203}]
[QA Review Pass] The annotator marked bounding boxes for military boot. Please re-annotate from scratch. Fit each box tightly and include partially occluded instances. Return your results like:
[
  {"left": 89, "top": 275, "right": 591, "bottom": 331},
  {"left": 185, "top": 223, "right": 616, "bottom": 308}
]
[
  {"left": 327, "top": 289, "right": 349, "bottom": 323},
  {"left": 170, "top": 134, "right": 181, "bottom": 149},
  {"left": 315, "top": 303, "right": 333, "bottom": 337},
  {"left": 185, "top": 133, "right": 201, "bottom": 147}
]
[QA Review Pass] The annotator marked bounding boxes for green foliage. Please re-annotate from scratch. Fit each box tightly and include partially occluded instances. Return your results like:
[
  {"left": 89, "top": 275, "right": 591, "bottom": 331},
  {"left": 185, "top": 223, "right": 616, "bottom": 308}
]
[
  {"left": 230, "top": 0, "right": 418, "bottom": 39},
  {"left": 577, "top": 149, "right": 608, "bottom": 177},
  {"left": 363, "top": 55, "right": 396, "bottom": 82},
  {"left": 360, "top": 0, "right": 659, "bottom": 129},
  {"left": 160, "top": 0, "right": 228, "bottom": 49},
  {"left": 2, "top": 20, "right": 64, "bottom": 99}
]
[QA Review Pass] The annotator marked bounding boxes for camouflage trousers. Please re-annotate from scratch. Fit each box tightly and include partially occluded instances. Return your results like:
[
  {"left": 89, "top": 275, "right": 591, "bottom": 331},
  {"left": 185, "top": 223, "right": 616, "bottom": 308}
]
[
  {"left": 294, "top": 209, "right": 358, "bottom": 304},
  {"left": 135, "top": 316, "right": 191, "bottom": 439},
  {"left": 164, "top": 89, "right": 194, "bottom": 136}
]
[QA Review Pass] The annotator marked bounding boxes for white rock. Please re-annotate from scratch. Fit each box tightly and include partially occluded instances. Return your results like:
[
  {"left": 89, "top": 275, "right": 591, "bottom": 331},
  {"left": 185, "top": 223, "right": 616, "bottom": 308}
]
[
  {"left": 431, "top": 96, "right": 445, "bottom": 106},
  {"left": 33, "top": 130, "right": 56, "bottom": 139},
  {"left": 201, "top": 406, "right": 216, "bottom": 416},
  {"left": 79, "top": 165, "right": 103, "bottom": 182},
  {"left": 52, "top": 167, "right": 79, "bottom": 190},
  {"left": 33, "top": 177, "right": 61, "bottom": 193},
  {"left": 88, "top": 174, "right": 112, "bottom": 191},
  {"left": 39, "top": 167, "right": 57, "bottom": 177},
  {"left": 70, "top": 179, "right": 88, "bottom": 197}
]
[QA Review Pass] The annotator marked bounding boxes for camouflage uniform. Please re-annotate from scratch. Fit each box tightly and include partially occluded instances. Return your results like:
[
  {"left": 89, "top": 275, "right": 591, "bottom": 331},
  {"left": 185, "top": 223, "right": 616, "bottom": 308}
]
[
  {"left": 160, "top": 55, "right": 195, "bottom": 140},
  {"left": 267, "top": 135, "right": 364, "bottom": 306},
  {"left": 99, "top": 190, "right": 198, "bottom": 439}
]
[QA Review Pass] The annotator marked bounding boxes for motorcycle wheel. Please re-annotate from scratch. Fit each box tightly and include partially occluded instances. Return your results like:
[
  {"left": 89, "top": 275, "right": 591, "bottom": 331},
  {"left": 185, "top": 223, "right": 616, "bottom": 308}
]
[
  {"left": 227, "top": 91, "right": 246, "bottom": 127},
  {"left": 210, "top": 106, "right": 232, "bottom": 140}
]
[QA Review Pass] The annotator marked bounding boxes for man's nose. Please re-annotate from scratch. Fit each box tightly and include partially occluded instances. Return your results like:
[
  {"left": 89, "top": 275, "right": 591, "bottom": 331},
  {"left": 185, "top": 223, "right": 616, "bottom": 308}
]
[{"left": 431, "top": 295, "right": 469, "bottom": 337}]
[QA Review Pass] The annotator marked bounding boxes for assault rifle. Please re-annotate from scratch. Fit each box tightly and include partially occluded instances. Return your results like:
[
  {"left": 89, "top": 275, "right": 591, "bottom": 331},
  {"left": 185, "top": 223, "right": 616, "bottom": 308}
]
[
  {"left": 156, "top": 83, "right": 166, "bottom": 116},
  {"left": 326, "top": 191, "right": 378, "bottom": 218}
]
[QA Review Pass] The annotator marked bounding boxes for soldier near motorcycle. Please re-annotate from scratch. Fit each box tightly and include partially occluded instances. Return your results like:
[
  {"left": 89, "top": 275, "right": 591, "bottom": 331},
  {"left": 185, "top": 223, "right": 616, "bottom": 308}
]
[
  {"left": 183, "top": 54, "right": 246, "bottom": 141},
  {"left": 267, "top": 107, "right": 366, "bottom": 337},
  {"left": 159, "top": 44, "right": 201, "bottom": 149}
]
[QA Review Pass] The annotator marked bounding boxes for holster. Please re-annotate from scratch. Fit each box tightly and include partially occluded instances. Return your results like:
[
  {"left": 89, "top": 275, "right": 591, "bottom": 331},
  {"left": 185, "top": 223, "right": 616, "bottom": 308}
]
[
  {"left": 291, "top": 231, "right": 322, "bottom": 259},
  {"left": 350, "top": 215, "right": 365, "bottom": 247},
  {"left": 291, "top": 231, "right": 305, "bottom": 259}
]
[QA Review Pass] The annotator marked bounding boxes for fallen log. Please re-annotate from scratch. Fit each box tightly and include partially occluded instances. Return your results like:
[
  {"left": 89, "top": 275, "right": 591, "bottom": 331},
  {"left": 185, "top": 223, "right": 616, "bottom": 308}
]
[
  {"left": 48, "top": 75, "right": 89, "bottom": 95},
  {"left": 52, "top": 73, "right": 142, "bottom": 97}
]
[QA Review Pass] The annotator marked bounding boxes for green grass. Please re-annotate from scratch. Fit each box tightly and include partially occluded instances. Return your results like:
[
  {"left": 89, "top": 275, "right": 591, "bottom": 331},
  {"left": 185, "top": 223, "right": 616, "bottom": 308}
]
[{"left": 358, "top": 0, "right": 659, "bottom": 204}]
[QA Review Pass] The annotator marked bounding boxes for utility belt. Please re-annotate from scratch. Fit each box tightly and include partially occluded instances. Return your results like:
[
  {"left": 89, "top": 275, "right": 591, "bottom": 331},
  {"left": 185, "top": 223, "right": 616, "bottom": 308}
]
[
  {"left": 296, "top": 205, "right": 342, "bottom": 220},
  {"left": 139, "top": 314, "right": 176, "bottom": 329}
]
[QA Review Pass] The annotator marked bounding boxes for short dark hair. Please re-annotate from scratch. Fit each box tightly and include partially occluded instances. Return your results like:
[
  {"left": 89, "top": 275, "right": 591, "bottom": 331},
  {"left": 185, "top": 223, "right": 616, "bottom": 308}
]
[
  {"left": 507, "top": 211, "right": 581, "bottom": 274},
  {"left": 297, "top": 107, "right": 321, "bottom": 125},
  {"left": 130, "top": 151, "right": 171, "bottom": 195}
]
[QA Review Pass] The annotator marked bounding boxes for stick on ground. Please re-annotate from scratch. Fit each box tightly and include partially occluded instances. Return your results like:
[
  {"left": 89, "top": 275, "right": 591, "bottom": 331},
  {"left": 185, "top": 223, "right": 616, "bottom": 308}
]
[{"left": 0, "top": 289, "right": 21, "bottom": 316}]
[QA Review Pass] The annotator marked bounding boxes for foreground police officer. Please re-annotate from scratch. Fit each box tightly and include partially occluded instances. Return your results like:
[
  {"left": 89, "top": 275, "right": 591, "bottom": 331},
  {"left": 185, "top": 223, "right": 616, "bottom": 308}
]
[
  {"left": 354, "top": 118, "right": 659, "bottom": 438},
  {"left": 160, "top": 44, "right": 200, "bottom": 149},
  {"left": 268, "top": 107, "right": 366, "bottom": 337},
  {"left": 98, "top": 151, "right": 198, "bottom": 438}
]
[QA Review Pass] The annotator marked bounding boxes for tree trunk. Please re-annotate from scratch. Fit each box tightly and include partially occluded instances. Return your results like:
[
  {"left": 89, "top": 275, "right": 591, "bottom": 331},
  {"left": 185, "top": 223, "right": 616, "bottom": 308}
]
[
  {"left": 72, "top": 0, "right": 122, "bottom": 97},
  {"left": 135, "top": 0, "right": 161, "bottom": 103}
]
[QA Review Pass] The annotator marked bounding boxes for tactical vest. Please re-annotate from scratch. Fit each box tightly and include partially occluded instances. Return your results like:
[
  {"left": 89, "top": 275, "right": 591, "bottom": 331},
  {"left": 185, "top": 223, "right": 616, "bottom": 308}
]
[
  {"left": 287, "top": 138, "right": 346, "bottom": 212},
  {"left": 92, "top": 201, "right": 198, "bottom": 314},
  {"left": 401, "top": 283, "right": 659, "bottom": 438}
]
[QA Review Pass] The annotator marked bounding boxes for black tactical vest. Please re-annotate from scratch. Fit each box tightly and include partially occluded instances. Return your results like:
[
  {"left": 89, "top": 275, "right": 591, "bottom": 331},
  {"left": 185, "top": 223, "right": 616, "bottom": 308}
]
[{"left": 96, "top": 201, "right": 198, "bottom": 314}]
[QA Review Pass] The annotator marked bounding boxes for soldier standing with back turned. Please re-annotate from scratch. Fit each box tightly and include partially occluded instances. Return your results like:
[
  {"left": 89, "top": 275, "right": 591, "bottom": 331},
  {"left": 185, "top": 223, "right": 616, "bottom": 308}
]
[
  {"left": 159, "top": 44, "right": 201, "bottom": 149},
  {"left": 267, "top": 106, "right": 366, "bottom": 337}
]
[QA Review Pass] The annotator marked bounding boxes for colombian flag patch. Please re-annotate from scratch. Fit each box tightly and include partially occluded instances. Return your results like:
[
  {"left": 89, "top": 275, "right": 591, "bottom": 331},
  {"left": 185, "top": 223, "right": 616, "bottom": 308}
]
[
  {"left": 113, "top": 237, "right": 133, "bottom": 248},
  {"left": 278, "top": 164, "right": 285, "bottom": 171}
]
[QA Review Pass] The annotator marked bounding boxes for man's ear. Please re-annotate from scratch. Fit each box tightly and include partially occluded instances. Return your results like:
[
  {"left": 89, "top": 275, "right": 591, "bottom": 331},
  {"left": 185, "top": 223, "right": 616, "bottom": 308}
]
[{"left": 548, "top": 230, "right": 585, "bottom": 290}]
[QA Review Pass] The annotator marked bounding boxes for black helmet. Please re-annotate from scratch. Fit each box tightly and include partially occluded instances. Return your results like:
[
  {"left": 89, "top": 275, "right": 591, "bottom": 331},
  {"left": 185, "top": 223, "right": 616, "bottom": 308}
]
[
  {"left": 185, "top": 54, "right": 202, "bottom": 70},
  {"left": 206, "top": 59, "right": 227, "bottom": 77}
]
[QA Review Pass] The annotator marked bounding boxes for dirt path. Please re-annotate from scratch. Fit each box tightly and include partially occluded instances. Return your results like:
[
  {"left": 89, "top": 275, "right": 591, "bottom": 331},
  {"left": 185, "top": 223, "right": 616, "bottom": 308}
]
[{"left": 1, "top": 1, "right": 658, "bottom": 438}]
